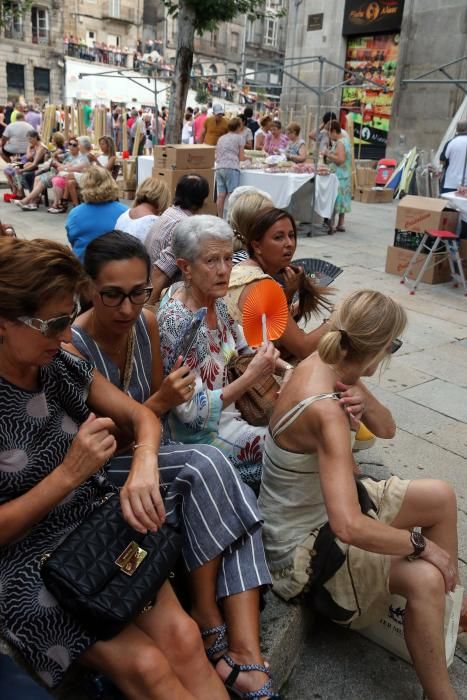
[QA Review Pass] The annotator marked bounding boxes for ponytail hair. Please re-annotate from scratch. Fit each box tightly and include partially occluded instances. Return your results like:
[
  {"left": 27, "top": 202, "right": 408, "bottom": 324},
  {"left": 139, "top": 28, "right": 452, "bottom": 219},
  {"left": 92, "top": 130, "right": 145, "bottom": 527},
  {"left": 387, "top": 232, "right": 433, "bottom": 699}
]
[{"left": 318, "top": 289, "right": 407, "bottom": 365}]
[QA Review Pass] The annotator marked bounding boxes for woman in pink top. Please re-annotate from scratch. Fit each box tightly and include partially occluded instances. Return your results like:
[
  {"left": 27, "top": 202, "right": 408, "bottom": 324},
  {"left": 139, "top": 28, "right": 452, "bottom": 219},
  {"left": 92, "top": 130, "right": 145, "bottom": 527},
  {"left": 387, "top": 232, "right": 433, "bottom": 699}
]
[{"left": 263, "top": 120, "right": 288, "bottom": 155}]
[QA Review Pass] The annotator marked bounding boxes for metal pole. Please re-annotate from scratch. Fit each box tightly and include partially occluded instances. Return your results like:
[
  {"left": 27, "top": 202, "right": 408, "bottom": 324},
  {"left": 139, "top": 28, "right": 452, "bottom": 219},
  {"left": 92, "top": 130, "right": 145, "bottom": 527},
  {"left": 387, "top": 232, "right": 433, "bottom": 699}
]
[
  {"left": 308, "top": 56, "right": 323, "bottom": 237},
  {"left": 153, "top": 74, "right": 159, "bottom": 145}
]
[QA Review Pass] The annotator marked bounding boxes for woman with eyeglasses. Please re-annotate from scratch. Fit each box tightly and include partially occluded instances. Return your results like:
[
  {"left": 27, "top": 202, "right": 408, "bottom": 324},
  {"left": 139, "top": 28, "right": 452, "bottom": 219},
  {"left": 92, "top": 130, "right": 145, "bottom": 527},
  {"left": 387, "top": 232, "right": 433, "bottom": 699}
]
[
  {"left": 0, "top": 236, "right": 230, "bottom": 699},
  {"left": 259, "top": 289, "right": 463, "bottom": 700},
  {"left": 65, "top": 231, "right": 280, "bottom": 700}
]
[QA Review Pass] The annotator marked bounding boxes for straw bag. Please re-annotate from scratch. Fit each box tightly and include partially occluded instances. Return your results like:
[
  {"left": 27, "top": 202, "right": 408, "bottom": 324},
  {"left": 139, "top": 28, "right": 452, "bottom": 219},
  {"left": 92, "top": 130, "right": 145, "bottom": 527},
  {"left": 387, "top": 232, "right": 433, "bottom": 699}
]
[{"left": 227, "top": 354, "right": 279, "bottom": 427}]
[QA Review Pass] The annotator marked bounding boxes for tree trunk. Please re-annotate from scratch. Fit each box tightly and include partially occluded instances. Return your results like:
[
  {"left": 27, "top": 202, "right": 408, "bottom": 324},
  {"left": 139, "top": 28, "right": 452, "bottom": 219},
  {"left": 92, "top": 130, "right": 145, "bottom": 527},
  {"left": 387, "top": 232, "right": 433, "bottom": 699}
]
[{"left": 165, "top": 1, "right": 196, "bottom": 144}]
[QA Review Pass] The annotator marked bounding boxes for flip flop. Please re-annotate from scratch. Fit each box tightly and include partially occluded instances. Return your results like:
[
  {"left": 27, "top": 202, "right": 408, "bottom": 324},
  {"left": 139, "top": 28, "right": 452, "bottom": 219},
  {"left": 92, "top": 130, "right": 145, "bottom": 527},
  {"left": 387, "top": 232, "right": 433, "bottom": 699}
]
[{"left": 336, "top": 226, "right": 346, "bottom": 232}]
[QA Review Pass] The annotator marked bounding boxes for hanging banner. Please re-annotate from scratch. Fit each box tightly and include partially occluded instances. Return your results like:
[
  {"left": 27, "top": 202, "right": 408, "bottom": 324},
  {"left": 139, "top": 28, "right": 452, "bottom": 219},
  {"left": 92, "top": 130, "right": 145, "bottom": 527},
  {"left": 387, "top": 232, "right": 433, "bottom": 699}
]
[
  {"left": 340, "top": 32, "right": 400, "bottom": 157},
  {"left": 343, "top": 0, "right": 404, "bottom": 36}
]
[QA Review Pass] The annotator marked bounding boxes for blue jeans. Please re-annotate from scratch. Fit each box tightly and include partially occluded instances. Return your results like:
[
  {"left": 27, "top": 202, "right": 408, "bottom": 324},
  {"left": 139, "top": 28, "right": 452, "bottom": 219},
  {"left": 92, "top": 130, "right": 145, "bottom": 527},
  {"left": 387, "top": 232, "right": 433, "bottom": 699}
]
[
  {"left": 0, "top": 654, "right": 53, "bottom": 699},
  {"left": 216, "top": 168, "right": 240, "bottom": 194}
]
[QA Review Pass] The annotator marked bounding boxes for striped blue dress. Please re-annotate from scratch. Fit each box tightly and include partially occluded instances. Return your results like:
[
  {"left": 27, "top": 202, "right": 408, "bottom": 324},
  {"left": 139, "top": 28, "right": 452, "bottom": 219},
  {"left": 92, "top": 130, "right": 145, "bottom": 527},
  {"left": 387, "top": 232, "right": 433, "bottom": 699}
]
[{"left": 71, "top": 312, "right": 271, "bottom": 600}]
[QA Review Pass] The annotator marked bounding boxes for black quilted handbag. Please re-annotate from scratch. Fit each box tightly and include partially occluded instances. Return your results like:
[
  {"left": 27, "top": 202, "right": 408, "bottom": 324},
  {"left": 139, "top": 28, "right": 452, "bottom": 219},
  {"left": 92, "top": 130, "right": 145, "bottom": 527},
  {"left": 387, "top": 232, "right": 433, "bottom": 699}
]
[{"left": 40, "top": 494, "right": 182, "bottom": 640}]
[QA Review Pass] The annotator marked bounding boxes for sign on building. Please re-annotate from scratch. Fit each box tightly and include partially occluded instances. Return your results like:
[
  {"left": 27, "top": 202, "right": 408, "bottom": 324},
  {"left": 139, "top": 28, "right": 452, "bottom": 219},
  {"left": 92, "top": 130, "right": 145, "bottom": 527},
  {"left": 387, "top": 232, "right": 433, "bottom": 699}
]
[
  {"left": 307, "top": 14, "right": 324, "bottom": 31},
  {"left": 342, "top": 0, "right": 404, "bottom": 36}
]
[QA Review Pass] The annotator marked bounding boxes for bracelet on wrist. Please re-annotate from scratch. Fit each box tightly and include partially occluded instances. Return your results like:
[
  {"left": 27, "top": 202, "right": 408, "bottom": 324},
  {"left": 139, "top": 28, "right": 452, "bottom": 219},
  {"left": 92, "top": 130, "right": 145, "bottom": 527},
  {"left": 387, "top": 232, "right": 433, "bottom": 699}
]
[{"left": 132, "top": 443, "right": 157, "bottom": 452}]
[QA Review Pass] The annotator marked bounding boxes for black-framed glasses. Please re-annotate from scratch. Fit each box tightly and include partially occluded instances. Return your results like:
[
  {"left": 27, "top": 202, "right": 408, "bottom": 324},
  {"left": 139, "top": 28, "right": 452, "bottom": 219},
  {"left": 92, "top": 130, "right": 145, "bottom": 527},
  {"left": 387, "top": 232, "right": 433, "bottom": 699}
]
[
  {"left": 390, "top": 338, "right": 403, "bottom": 354},
  {"left": 69, "top": 141, "right": 78, "bottom": 146},
  {"left": 99, "top": 286, "right": 153, "bottom": 308},
  {"left": 17, "top": 304, "right": 80, "bottom": 338}
]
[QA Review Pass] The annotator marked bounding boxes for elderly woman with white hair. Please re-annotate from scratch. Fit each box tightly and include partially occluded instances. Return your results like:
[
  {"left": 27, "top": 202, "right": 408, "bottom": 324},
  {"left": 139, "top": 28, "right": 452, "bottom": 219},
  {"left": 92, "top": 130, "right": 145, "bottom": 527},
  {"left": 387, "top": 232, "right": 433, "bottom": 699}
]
[{"left": 157, "top": 215, "right": 283, "bottom": 491}]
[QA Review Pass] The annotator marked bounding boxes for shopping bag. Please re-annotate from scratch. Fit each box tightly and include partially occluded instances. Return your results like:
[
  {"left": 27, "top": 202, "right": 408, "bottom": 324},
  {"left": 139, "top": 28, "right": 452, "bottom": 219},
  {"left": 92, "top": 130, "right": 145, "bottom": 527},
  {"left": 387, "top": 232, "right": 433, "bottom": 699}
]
[{"left": 355, "top": 585, "right": 463, "bottom": 666}]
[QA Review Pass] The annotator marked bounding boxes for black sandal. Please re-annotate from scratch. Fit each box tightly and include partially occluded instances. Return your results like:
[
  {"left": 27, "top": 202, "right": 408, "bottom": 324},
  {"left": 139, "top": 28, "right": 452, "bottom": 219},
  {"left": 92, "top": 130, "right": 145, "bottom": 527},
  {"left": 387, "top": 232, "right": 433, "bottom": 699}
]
[
  {"left": 201, "top": 623, "right": 228, "bottom": 662},
  {"left": 220, "top": 653, "right": 281, "bottom": 699}
]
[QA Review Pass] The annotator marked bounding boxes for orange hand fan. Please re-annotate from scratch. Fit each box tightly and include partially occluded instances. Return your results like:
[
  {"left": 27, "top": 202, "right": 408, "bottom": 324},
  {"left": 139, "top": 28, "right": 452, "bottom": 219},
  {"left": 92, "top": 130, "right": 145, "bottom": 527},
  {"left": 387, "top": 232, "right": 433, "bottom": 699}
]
[{"left": 242, "top": 279, "right": 288, "bottom": 347}]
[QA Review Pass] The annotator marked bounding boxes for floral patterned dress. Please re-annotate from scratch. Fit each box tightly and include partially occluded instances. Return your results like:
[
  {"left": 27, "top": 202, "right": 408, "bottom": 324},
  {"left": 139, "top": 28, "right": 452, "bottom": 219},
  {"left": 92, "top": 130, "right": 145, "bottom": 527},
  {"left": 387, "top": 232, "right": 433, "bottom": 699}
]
[
  {"left": 329, "top": 136, "right": 352, "bottom": 215},
  {"left": 157, "top": 287, "right": 266, "bottom": 490}
]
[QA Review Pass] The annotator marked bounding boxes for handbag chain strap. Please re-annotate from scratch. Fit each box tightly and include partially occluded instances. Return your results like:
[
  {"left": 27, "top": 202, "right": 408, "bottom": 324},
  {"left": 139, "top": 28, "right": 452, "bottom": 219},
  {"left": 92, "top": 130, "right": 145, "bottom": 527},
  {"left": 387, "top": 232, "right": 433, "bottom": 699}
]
[{"left": 122, "top": 326, "right": 136, "bottom": 394}]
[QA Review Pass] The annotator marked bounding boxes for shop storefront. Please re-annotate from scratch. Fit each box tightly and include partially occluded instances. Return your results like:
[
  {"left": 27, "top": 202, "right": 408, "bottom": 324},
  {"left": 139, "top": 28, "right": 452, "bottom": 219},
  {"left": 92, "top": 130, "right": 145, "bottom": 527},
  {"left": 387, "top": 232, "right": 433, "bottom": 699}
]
[{"left": 340, "top": 0, "right": 405, "bottom": 159}]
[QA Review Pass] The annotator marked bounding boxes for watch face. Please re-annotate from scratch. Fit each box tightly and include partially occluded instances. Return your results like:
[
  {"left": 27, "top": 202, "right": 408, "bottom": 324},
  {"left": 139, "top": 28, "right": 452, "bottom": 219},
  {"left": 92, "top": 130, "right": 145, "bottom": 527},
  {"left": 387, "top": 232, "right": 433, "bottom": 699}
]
[{"left": 411, "top": 531, "right": 425, "bottom": 552}]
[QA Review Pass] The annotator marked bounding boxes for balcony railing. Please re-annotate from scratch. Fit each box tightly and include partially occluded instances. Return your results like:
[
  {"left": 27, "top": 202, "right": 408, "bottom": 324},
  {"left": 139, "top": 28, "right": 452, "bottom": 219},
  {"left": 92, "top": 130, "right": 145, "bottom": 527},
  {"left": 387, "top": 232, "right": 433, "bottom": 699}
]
[
  {"left": 64, "top": 41, "right": 173, "bottom": 78},
  {"left": 101, "top": 2, "right": 136, "bottom": 23}
]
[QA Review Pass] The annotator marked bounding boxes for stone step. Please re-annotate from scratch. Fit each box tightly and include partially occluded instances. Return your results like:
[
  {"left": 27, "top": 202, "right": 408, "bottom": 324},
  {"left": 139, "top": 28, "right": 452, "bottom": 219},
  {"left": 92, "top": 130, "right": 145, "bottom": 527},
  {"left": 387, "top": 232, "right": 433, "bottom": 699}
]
[
  {"left": 260, "top": 592, "right": 312, "bottom": 692},
  {"left": 1, "top": 592, "right": 310, "bottom": 698}
]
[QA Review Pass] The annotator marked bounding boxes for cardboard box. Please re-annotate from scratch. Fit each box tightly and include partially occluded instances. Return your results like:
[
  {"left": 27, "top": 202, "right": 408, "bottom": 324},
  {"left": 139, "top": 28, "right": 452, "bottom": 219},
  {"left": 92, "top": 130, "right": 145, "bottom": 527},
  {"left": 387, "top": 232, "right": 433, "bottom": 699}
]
[
  {"left": 385, "top": 245, "right": 452, "bottom": 284},
  {"left": 154, "top": 145, "right": 216, "bottom": 170},
  {"left": 355, "top": 159, "right": 377, "bottom": 169},
  {"left": 395, "top": 196, "right": 459, "bottom": 234},
  {"left": 152, "top": 167, "right": 215, "bottom": 200},
  {"left": 198, "top": 200, "right": 218, "bottom": 216},
  {"left": 356, "top": 167, "right": 376, "bottom": 187},
  {"left": 354, "top": 187, "right": 393, "bottom": 204}
]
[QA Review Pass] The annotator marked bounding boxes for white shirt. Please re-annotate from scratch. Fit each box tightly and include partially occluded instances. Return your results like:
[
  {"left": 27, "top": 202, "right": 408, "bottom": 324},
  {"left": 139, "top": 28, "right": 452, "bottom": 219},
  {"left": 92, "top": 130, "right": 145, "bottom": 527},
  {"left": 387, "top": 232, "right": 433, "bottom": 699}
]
[
  {"left": 181, "top": 121, "right": 194, "bottom": 144},
  {"left": 115, "top": 210, "right": 160, "bottom": 245},
  {"left": 444, "top": 135, "right": 467, "bottom": 189}
]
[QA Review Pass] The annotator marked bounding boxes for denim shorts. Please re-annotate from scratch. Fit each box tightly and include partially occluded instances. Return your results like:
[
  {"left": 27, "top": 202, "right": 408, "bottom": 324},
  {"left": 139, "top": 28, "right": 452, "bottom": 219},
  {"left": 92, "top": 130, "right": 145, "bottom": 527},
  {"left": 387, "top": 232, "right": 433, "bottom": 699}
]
[{"left": 216, "top": 168, "right": 240, "bottom": 194}]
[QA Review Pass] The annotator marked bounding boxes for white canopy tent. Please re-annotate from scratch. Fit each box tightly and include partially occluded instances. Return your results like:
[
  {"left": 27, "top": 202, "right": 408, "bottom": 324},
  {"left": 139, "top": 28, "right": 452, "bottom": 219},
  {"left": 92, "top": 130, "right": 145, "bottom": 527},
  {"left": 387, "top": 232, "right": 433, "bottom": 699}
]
[{"left": 64, "top": 57, "right": 239, "bottom": 112}]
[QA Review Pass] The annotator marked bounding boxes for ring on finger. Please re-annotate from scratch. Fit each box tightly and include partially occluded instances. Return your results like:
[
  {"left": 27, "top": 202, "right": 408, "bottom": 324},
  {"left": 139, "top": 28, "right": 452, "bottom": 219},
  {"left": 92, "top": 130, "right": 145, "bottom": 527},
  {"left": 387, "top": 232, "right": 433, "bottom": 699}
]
[{"left": 188, "top": 382, "right": 195, "bottom": 392}]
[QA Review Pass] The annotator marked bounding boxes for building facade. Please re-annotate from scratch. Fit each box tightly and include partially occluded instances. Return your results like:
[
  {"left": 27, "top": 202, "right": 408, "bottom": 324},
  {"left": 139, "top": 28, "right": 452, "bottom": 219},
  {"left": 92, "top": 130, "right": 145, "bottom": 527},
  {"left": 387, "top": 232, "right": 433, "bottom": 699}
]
[
  {"left": 162, "top": 1, "right": 288, "bottom": 107},
  {"left": 282, "top": 0, "right": 467, "bottom": 158},
  {"left": 64, "top": 0, "right": 142, "bottom": 52},
  {"left": 0, "top": 1, "right": 64, "bottom": 105},
  {"left": 0, "top": 0, "right": 288, "bottom": 109}
]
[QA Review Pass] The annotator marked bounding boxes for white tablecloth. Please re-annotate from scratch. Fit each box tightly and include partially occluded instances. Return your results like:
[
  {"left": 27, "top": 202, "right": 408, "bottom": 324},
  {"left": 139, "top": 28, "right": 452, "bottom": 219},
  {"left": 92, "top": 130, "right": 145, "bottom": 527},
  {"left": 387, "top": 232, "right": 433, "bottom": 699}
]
[
  {"left": 138, "top": 158, "right": 338, "bottom": 219},
  {"left": 441, "top": 192, "right": 467, "bottom": 223},
  {"left": 238, "top": 170, "right": 313, "bottom": 209},
  {"left": 137, "top": 155, "right": 154, "bottom": 183},
  {"left": 314, "top": 173, "right": 339, "bottom": 219}
]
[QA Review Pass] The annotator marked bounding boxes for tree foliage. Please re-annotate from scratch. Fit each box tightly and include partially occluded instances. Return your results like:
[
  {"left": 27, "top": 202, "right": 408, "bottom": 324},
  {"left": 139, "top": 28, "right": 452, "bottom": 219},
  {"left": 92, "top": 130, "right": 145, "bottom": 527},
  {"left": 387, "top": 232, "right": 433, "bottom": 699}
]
[
  {"left": 0, "top": 0, "right": 32, "bottom": 28},
  {"left": 162, "top": 0, "right": 265, "bottom": 34}
]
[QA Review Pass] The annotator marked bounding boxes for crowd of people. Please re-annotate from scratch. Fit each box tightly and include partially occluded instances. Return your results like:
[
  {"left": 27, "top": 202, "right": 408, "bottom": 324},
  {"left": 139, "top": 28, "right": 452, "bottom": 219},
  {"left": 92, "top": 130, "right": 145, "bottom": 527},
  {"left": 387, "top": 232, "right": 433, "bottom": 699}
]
[{"left": 0, "top": 101, "right": 465, "bottom": 700}]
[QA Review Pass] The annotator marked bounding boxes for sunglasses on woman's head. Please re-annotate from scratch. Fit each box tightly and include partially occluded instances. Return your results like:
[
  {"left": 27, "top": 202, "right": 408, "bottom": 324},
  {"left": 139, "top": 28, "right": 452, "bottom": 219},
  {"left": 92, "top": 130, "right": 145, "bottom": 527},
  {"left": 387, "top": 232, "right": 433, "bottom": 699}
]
[
  {"left": 17, "top": 304, "right": 80, "bottom": 338},
  {"left": 390, "top": 338, "right": 403, "bottom": 354}
]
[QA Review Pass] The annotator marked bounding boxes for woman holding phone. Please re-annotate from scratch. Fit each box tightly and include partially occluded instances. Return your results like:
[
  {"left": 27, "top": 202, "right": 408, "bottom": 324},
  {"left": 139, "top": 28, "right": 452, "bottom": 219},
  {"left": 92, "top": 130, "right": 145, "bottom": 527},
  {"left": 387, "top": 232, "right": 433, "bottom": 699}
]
[{"left": 65, "top": 230, "right": 280, "bottom": 700}]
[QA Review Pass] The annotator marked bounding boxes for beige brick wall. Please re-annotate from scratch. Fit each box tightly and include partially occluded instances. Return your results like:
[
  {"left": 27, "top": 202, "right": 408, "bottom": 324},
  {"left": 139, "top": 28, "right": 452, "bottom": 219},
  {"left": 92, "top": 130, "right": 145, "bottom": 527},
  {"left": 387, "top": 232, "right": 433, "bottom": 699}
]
[
  {"left": 64, "top": 0, "right": 142, "bottom": 49},
  {"left": 0, "top": 1, "right": 64, "bottom": 105}
]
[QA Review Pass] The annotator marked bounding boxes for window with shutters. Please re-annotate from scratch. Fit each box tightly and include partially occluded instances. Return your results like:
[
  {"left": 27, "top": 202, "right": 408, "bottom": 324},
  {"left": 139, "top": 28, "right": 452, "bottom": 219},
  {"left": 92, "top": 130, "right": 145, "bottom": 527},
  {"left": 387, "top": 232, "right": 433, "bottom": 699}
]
[
  {"left": 6, "top": 63, "right": 25, "bottom": 101},
  {"left": 264, "top": 18, "right": 278, "bottom": 47},
  {"left": 32, "top": 7, "right": 50, "bottom": 45}
]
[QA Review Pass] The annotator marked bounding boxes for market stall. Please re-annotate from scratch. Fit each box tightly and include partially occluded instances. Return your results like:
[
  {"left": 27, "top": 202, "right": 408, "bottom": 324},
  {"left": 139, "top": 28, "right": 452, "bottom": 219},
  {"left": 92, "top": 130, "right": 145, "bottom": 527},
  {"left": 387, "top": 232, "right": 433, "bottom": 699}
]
[
  {"left": 441, "top": 190, "right": 467, "bottom": 224},
  {"left": 137, "top": 153, "right": 339, "bottom": 222}
]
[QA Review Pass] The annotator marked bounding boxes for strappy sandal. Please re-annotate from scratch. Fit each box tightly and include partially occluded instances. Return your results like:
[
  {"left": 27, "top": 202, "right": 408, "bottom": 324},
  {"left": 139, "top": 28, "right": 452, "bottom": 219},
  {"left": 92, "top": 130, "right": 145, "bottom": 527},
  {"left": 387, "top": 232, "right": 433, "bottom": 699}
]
[
  {"left": 201, "top": 623, "right": 228, "bottom": 662},
  {"left": 220, "top": 653, "right": 281, "bottom": 699}
]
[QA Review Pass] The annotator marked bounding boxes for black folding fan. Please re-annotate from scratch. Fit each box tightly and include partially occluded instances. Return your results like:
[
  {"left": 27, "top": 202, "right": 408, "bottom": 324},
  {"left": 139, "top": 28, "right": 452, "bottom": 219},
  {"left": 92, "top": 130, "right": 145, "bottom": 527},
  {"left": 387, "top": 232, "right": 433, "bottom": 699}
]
[{"left": 292, "top": 258, "right": 343, "bottom": 287}]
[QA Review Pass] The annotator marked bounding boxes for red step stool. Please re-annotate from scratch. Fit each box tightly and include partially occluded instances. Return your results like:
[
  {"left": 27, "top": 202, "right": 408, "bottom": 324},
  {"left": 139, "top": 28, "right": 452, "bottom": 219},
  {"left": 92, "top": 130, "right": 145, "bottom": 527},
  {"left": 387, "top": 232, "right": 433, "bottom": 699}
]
[
  {"left": 401, "top": 229, "right": 467, "bottom": 295},
  {"left": 376, "top": 158, "right": 397, "bottom": 186}
]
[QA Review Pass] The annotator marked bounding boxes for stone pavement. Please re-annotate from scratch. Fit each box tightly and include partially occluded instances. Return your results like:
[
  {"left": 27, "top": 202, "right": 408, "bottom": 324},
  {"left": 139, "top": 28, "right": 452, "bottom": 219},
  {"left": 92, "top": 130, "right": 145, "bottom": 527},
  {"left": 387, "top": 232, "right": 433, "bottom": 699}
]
[{"left": 1, "top": 192, "right": 466, "bottom": 698}]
